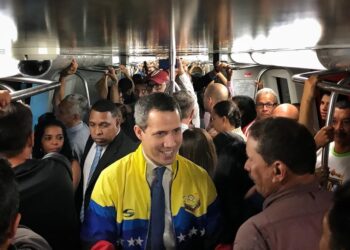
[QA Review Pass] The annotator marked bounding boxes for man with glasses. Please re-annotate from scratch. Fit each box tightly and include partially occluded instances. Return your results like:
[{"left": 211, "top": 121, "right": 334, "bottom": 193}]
[{"left": 244, "top": 88, "right": 278, "bottom": 136}]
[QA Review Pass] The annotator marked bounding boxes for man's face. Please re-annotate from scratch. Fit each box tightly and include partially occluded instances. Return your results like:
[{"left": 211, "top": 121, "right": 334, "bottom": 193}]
[
  {"left": 56, "top": 101, "right": 75, "bottom": 128},
  {"left": 255, "top": 93, "right": 277, "bottom": 120},
  {"left": 244, "top": 136, "right": 277, "bottom": 197},
  {"left": 135, "top": 83, "right": 149, "bottom": 98},
  {"left": 89, "top": 110, "right": 119, "bottom": 146},
  {"left": 135, "top": 110, "right": 182, "bottom": 166},
  {"left": 320, "top": 94, "right": 330, "bottom": 121},
  {"left": 332, "top": 107, "right": 350, "bottom": 147},
  {"left": 152, "top": 83, "right": 167, "bottom": 93}
]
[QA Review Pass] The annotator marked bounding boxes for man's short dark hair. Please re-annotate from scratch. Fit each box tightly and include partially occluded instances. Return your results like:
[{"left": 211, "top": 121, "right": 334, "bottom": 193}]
[
  {"left": 173, "top": 90, "right": 194, "bottom": 120},
  {"left": 0, "top": 158, "right": 19, "bottom": 245},
  {"left": 134, "top": 93, "right": 181, "bottom": 130},
  {"left": 249, "top": 117, "right": 316, "bottom": 175},
  {"left": 0, "top": 102, "right": 32, "bottom": 158},
  {"left": 90, "top": 99, "right": 121, "bottom": 118},
  {"left": 335, "top": 99, "right": 350, "bottom": 110}
]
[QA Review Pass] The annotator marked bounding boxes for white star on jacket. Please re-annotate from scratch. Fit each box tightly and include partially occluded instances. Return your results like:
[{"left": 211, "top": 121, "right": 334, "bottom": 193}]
[
  {"left": 127, "top": 237, "right": 135, "bottom": 246},
  {"left": 177, "top": 233, "right": 186, "bottom": 242},
  {"left": 135, "top": 237, "right": 143, "bottom": 246},
  {"left": 188, "top": 227, "right": 198, "bottom": 237}
]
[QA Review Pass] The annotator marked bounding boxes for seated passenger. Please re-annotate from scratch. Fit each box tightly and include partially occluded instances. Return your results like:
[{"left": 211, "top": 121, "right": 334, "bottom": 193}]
[
  {"left": 211, "top": 100, "right": 246, "bottom": 141},
  {"left": 0, "top": 102, "right": 80, "bottom": 249},
  {"left": 0, "top": 158, "right": 52, "bottom": 250},
  {"left": 179, "top": 128, "right": 217, "bottom": 177},
  {"left": 33, "top": 114, "right": 81, "bottom": 190},
  {"left": 233, "top": 117, "right": 332, "bottom": 250}
]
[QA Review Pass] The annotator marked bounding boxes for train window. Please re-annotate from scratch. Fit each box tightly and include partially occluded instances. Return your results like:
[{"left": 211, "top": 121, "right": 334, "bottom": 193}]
[{"left": 276, "top": 77, "right": 291, "bottom": 103}]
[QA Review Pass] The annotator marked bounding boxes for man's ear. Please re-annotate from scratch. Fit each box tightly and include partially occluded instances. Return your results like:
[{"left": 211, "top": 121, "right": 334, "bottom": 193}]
[
  {"left": 8, "top": 213, "right": 21, "bottom": 240},
  {"left": 272, "top": 161, "right": 287, "bottom": 183},
  {"left": 28, "top": 132, "right": 34, "bottom": 148},
  {"left": 134, "top": 125, "right": 143, "bottom": 141}
]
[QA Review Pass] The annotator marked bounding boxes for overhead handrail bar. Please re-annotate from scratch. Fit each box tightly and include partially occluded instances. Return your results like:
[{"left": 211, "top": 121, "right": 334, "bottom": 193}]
[
  {"left": 0, "top": 83, "right": 16, "bottom": 93},
  {"left": 292, "top": 69, "right": 349, "bottom": 83},
  {"left": 9, "top": 80, "right": 60, "bottom": 101},
  {"left": 0, "top": 76, "right": 58, "bottom": 85}
]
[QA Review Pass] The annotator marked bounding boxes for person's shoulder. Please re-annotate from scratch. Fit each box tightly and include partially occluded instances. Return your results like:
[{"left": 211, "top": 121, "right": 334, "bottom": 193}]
[{"left": 13, "top": 225, "right": 52, "bottom": 250}]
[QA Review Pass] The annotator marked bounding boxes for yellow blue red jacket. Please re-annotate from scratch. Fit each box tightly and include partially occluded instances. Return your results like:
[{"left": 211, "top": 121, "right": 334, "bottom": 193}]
[{"left": 81, "top": 145, "right": 220, "bottom": 249}]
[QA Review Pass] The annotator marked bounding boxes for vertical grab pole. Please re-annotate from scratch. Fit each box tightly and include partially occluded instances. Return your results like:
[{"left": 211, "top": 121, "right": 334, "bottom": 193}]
[
  {"left": 169, "top": 0, "right": 176, "bottom": 95},
  {"left": 320, "top": 77, "right": 349, "bottom": 188}
]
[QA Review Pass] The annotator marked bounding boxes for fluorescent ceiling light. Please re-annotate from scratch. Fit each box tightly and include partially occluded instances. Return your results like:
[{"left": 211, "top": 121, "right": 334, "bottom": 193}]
[{"left": 251, "top": 50, "right": 326, "bottom": 70}]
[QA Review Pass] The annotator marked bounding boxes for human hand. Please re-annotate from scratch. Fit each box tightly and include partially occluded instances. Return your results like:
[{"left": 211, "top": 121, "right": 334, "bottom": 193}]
[
  {"left": 60, "top": 58, "right": 78, "bottom": 78},
  {"left": 106, "top": 66, "right": 118, "bottom": 82},
  {"left": 0, "top": 90, "right": 11, "bottom": 108},
  {"left": 314, "top": 125, "right": 334, "bottom": 149}
]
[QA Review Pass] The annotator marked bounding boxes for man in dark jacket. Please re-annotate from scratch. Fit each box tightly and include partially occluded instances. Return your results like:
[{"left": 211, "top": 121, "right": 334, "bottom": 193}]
[{"left": 76, "top": 99, "right": 138, "bottom": 222}]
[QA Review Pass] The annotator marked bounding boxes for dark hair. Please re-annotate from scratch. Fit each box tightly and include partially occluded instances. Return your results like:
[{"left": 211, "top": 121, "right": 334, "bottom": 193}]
[
  {"left": 32, "top": 114, "right": 74, "bottom": 161},
  {"left": 249, "top": 117, "right": 316, "bottom": 175},
  {"left": 213, "top": 100, "right": 241, "bottom": 128},
  {"left": 132, "top": 74, "right": 145, "bottom": 85},
  {"left": 213, "top": 133, "right": 253, "bottom": 242},
  {"left": 335, "top": 99, "right": 350, "bottom": 110},
  {"left": 0, "top": 102, "right": 32, "bottom": 157},
  {"left": 173, "top": 90, "right": 195, "bottom": 120},
  {"left": 0, "top": 158, "right": 19, "bottom": 245},
  {"left": 329, "top": 181, "right": 350, "bottom": 250},
  {"left": 91, "top": 99, "right": 121, "bottom": 118},
  {"left": 134, "top": 93, "right": 181, "bottom": 130},
  {"left": 232, "top": 95, "right": 257, "bottom": 128},
  {"left": 179, "top": 128, "right": 217, "bottom": 177}
]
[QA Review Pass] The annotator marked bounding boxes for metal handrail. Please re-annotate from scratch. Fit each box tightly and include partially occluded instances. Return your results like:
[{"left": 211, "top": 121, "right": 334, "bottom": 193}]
[
  {"left": 9, "top": 80, "right": 60, "bottom": 101},
  {"left": 0, "top": 76, "right": 59, "bottom": 85},
  {"left": 51, "top": 70, "right": 91, "bottom": 107}
]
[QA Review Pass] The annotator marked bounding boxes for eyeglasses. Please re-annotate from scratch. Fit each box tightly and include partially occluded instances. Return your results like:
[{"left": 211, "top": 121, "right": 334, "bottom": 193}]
[{"left": 256, "top": 102, "right": 277, "bottom": 108}]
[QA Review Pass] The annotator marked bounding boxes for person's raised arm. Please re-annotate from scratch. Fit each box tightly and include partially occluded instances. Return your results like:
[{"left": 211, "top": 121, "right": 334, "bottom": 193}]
[
  {"left": 298, "top": 75, "right": 318, "bottom": 133},
  {"left": 108, "top": 67, "right": 122, "bottom": 104},
  {"left": 53, "top": 59, "right": 78, "bottom": 107}
]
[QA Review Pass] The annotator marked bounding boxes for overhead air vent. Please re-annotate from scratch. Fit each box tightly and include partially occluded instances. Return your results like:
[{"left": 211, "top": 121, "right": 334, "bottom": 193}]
[{"left": 18, "top": 60, "right": 52, "bottom": 77}]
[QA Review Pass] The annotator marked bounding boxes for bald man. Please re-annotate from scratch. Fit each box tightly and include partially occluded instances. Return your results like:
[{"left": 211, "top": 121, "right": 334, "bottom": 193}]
[
  {"left": 203, "top": 82, "right": 229, "bottom": 128},
  {"left": 272, "top": 103, "right": 299, "bottom": 121}
]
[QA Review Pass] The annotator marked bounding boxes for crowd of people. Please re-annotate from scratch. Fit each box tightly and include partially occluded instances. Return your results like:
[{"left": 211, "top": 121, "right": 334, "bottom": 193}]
[{"left": 0, "top": 58, "right": 350, "bottom": 250}]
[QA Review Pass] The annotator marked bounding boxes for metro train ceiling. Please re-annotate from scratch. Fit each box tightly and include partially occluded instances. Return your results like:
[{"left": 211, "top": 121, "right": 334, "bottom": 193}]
[{"left": 1, "top": 0, "right": 350, "bottom": 58}]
